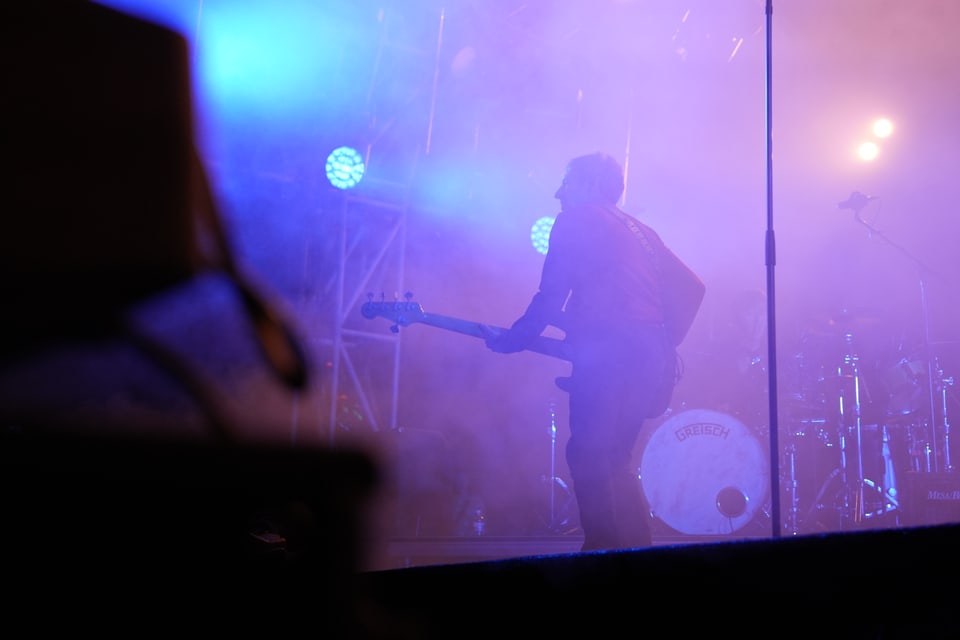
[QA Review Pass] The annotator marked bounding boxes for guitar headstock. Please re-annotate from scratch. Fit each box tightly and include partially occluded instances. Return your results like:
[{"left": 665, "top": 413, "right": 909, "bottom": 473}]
[{"left": 361, "top": 296, "right": 426, "bottom": 329}]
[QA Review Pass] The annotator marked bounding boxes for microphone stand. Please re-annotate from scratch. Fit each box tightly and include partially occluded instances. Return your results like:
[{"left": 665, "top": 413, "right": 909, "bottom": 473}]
[
  {"left": 762, "top": 0, "right": 782, "bottom": 537},
  {"left": 850, "top": 205, "right": 950, "bottom": 473}
]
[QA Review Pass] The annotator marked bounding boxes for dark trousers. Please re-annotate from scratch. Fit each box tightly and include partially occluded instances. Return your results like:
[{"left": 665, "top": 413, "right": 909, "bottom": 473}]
[{"left": 565, "top": 326, "right": 672, "bottom": 551}]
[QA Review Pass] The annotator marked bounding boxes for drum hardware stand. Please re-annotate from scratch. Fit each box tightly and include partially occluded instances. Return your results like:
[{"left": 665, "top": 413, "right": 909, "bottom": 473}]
[
  {"left": 933, "top": 356, "right": 954, "bottom": 472},
  {"left": 782, "top": 437, "right": 801, "bottom": 535},
  {"left": 878, "top": 423, "right": 900, "bottom": 515},
  {"left": 784, "top": 417, "right": 832, "bottom": 534},
  {"left": 908, "top": 421, "right": 934, "bottom": 473},
  {"left": 836, "top": 332, "right": 872, "bottom": 528},
  {"left": 922, "top": 439, "right": 933, "bottom": 472},
  {"left": 540, "top": 400, "right": 575, "bottom": 533},
  {"left": 806, "top": 467, "right": 842, "bottom": 531}
]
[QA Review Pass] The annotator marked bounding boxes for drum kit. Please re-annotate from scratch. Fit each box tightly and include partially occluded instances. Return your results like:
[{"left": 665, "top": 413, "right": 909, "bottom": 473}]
[
  {"left": 781, "top": 312, "right": 956, "bottom": 535},
  {"left": 635, "top": 195, "right": 960, "bottom": 538},
  {"left": 639, "top": 307, "right": 957, "bottom": 539}
]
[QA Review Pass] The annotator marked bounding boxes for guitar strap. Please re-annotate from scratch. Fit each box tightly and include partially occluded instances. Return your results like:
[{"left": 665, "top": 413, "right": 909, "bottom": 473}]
[
  {"left": 602, "top": 205, "right": 660, "bottom": 265},
  {"left": 601, "top": 205, "right": 669, "bottom": 319},
  {"left": 602, "top": 204, "right": 704, "bottom": 346}
]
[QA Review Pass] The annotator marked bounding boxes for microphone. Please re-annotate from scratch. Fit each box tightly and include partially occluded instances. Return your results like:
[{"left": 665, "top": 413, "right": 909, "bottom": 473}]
[{"left": 837, "top": 191, "right": 879, "bottom": 210}]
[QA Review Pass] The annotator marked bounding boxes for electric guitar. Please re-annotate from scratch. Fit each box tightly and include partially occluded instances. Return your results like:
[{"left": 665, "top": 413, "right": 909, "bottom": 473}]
[{"left": 360, "top": 298, "right": 573, "bottom": 362}]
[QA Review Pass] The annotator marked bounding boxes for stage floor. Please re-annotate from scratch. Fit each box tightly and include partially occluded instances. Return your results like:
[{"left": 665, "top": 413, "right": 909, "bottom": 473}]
[{"left": 374, "top": 530, "right": 773, "bottom": 571}]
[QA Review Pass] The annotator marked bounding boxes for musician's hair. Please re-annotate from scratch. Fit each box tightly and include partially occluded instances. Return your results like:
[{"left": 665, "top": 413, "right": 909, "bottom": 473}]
[{"left": 566, "top": 152, "right": 625, "bottom": 204}]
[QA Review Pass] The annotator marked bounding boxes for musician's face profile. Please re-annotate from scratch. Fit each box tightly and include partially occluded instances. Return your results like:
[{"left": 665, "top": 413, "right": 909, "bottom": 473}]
[{"left": 555, "top": 167, "right": 590, "bottom": 211}]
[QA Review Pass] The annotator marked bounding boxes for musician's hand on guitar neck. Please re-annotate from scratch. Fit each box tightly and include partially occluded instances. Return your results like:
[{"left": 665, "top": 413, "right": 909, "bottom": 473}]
[
  {"left": 480, "top": 324, "right": 525, "bottom": 354},
  {"left": 477, "top": 323, "right": 502, "bottom": 347},
  {"left": 361, "top": 300, "right": 570, "bottom": 360}
]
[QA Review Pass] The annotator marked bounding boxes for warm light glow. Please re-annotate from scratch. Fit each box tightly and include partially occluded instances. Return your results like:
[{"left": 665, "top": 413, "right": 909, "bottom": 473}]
[
  {"left": 872, "top": 118, "right": 894, "bottom": 138},
  {"left": 857, "top": 141, "right": 880, "bottom": 162}
]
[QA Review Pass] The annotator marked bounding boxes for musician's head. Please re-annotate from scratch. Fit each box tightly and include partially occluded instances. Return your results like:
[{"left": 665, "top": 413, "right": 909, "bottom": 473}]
[{"left": 554, "top": 152, "right": 625, "bottom": 211}]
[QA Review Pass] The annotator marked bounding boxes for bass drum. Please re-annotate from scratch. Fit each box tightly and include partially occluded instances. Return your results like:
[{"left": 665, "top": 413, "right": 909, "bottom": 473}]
[{"left": 640, "top": 409, "right": 769, "bottom": 535}]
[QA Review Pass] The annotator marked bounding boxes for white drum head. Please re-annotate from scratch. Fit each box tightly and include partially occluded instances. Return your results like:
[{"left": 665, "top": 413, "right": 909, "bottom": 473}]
[{"left": 640, "top": 409, "right": 769, "bottom": 535}]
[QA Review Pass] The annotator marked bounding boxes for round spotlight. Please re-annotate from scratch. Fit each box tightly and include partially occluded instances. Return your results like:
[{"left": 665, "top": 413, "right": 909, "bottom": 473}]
[
  {"left": 872, "top": 118, "right": 894, "bottom": 138},
  {"left": 530, "top": 216, "right": 555, "bottom": 255},
  {"left": 857, "top": 141, "right": 880, "bottom": 162},
  {"left": 325, "top": 146, "right": 365, "bottom": 189}
]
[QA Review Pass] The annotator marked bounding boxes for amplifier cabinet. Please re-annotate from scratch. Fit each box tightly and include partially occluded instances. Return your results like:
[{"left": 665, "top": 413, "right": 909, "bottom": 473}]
[{"left": 901, "top": 471, "right": 960, "bottom": 527}]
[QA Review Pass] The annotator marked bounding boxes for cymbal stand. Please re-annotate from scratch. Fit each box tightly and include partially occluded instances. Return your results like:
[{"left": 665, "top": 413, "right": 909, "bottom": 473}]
[
  {"left": 836, "top": 332, "right": 867, "bottom": 527},
  {"left": 782, "top": 437, "right": 801, "bottom": 535},
  {"left": 541, "top": 400, "right": 574, "bottom": 532},
  {"left": 934, "top": 356, "right": 955, "bottom": 473},
  {"left": 852, "top": 202, "right": 947, "bottom": 472},
  {"left": 548, "top": 400, "right": 559, "bottom": 525}
]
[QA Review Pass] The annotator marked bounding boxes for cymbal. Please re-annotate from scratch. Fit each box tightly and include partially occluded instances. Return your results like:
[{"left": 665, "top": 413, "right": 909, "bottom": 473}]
[
  {"left": 899, "top": 341, "right": 960, "bottom": 358},
  {"left": 803, "top": 307, "right": 884, "bottom": 337},
  {"left": 829, "top": 306, "right": 883, "bottom": 325}
]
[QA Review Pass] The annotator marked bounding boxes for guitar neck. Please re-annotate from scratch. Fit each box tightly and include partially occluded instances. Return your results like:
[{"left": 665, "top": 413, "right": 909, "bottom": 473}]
[{"left": 419, "top": 313, "right": 571, "bottom": 362}]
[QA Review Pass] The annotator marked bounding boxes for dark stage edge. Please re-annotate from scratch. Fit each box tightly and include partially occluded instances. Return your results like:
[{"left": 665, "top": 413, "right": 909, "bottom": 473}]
[
  {"left": 381, "top": 532, "right": 772, "bottom": 569},
  {"left": 362, "top": 525, "right": 960, "bottom": 639},
  {"left": 5, "top": 429, "right": 959, "bottom": 637}
]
